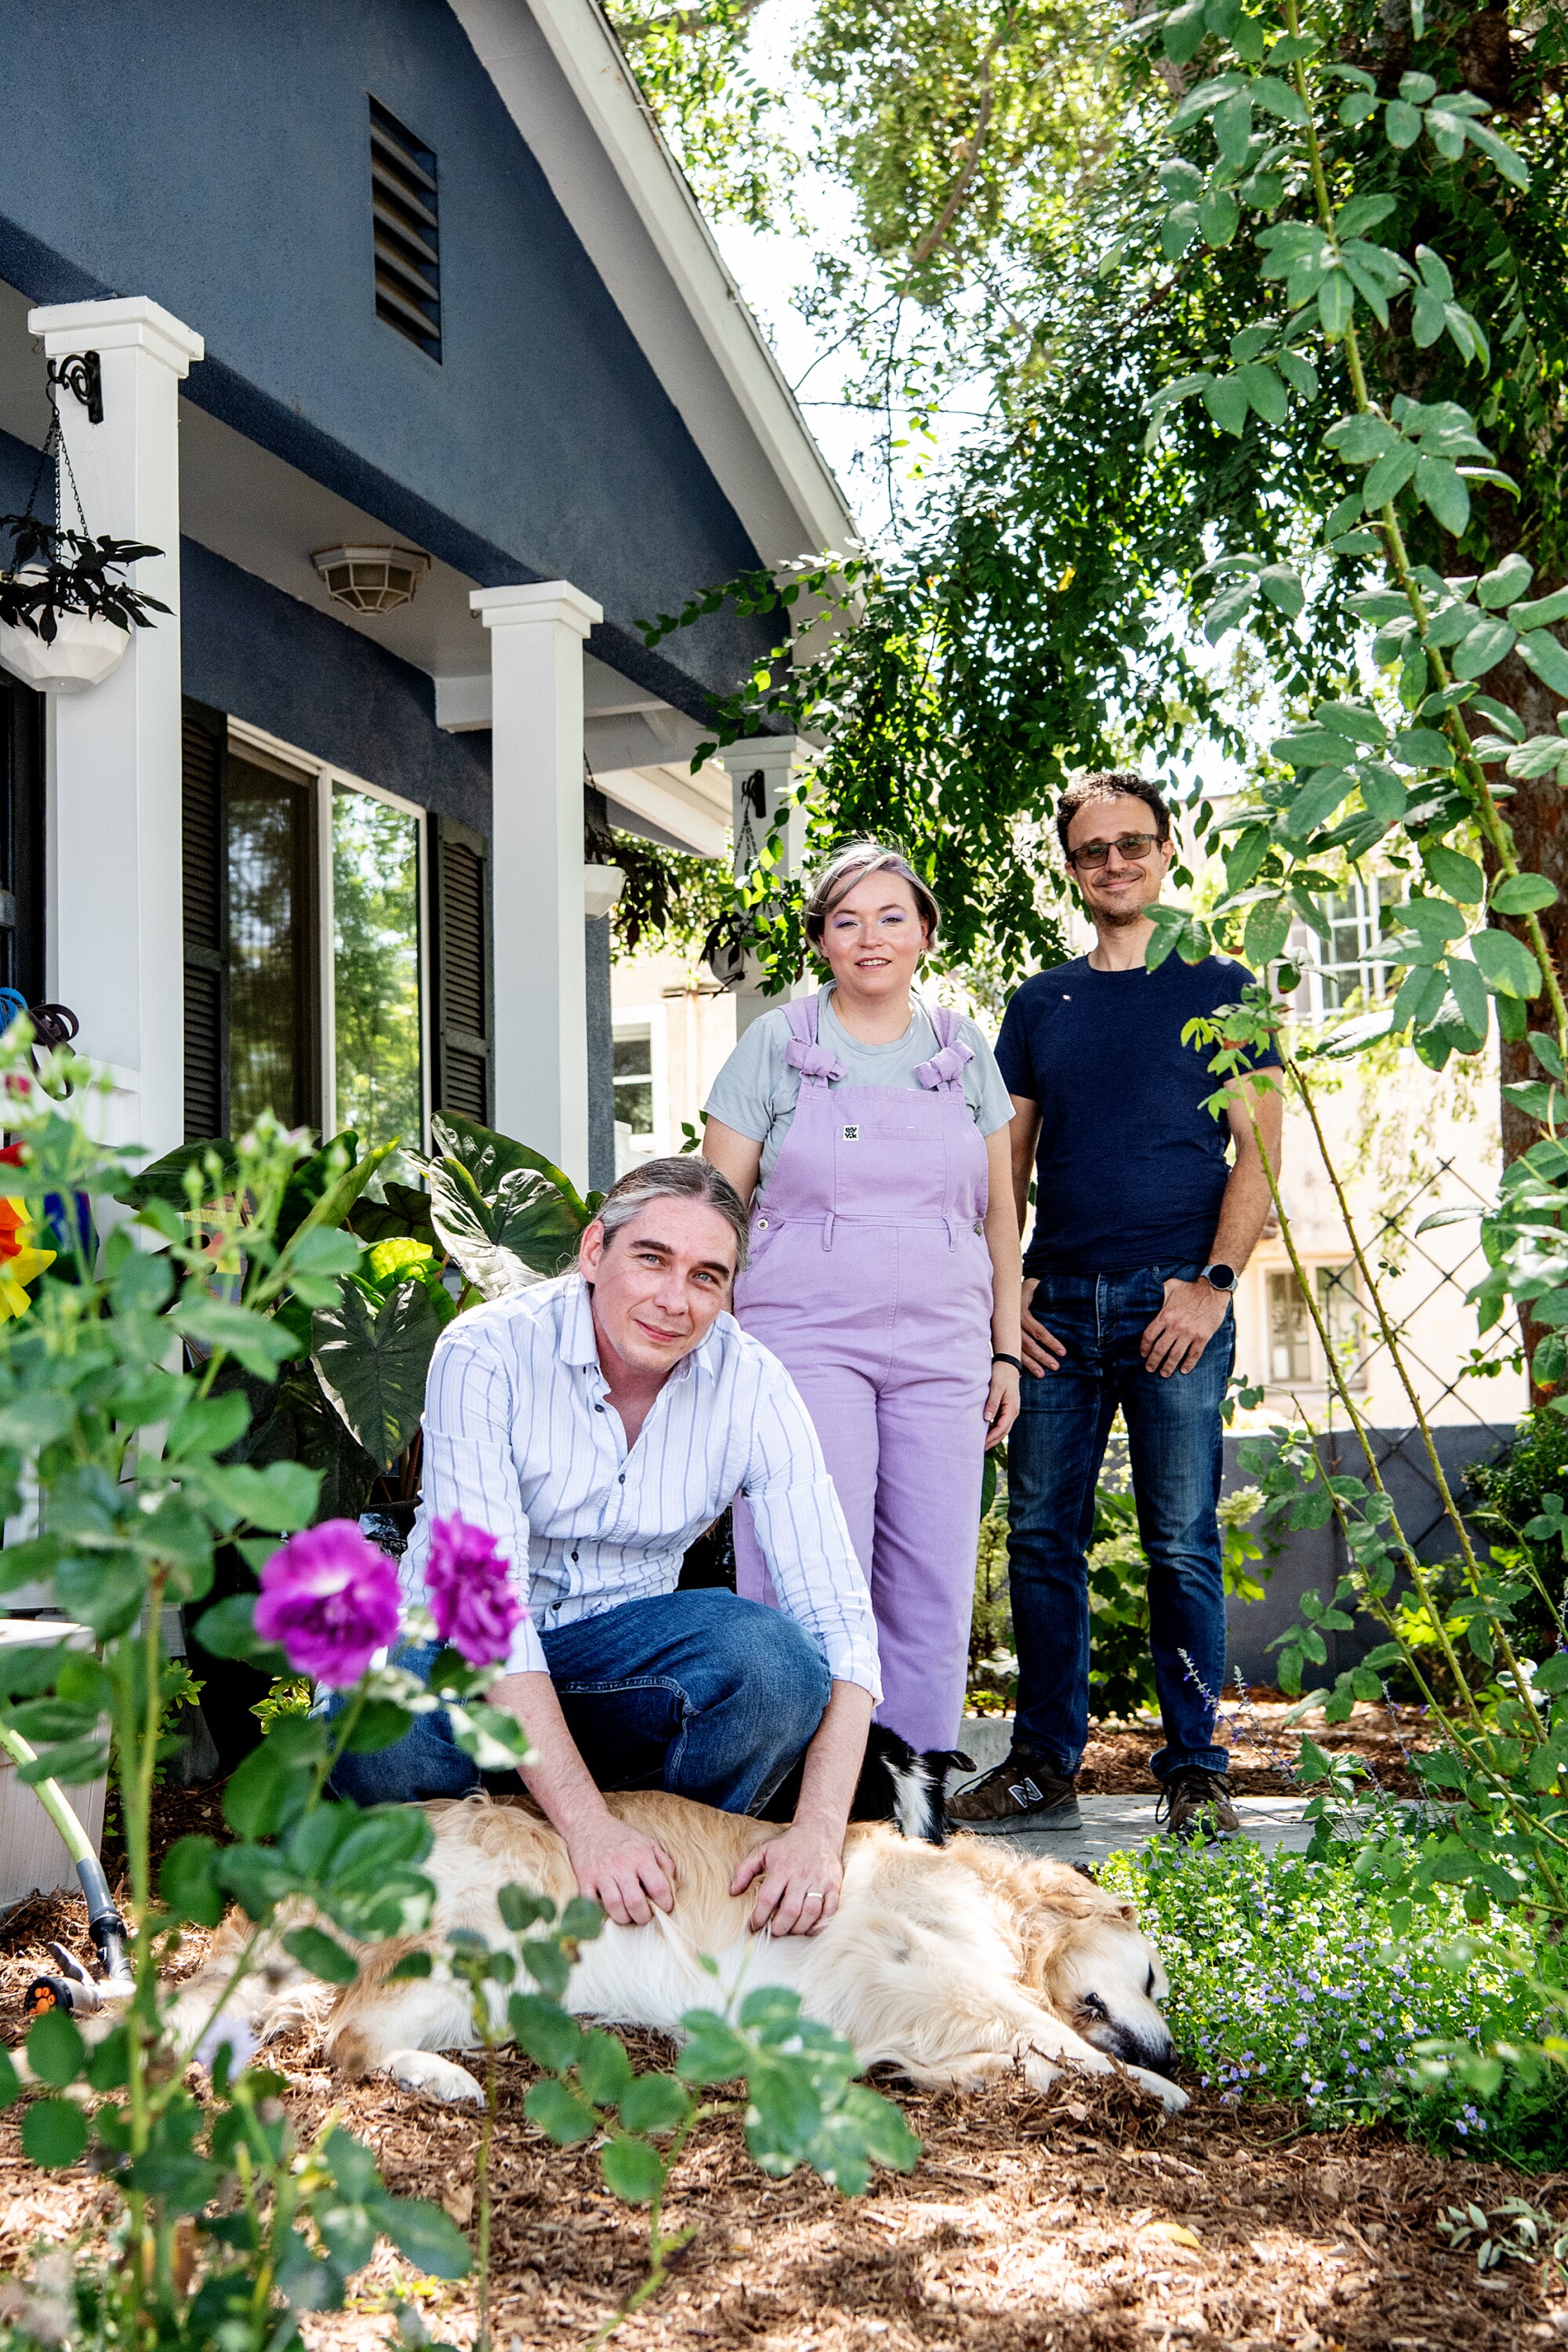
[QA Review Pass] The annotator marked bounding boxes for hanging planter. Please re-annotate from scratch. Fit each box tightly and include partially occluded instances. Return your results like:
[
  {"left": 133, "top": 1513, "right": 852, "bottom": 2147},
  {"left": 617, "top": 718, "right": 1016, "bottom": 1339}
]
[
  {"left": 0, "top": 377, "right": 168, "bottom": 695},
  {"left": 0, "top": 567, "right": 131, "bottom": 692}
]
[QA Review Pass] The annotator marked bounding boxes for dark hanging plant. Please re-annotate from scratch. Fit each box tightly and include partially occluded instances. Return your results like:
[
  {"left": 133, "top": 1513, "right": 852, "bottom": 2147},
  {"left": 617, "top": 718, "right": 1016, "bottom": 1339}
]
[{"left": 0, "top": 516, "right": 170, "bottom": 643}]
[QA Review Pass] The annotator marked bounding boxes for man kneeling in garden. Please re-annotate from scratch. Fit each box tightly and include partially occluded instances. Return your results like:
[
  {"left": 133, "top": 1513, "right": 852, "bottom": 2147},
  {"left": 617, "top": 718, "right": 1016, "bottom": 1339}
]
[{"left": 329, "top": 1156, "right": 879, "bottom": 1940}]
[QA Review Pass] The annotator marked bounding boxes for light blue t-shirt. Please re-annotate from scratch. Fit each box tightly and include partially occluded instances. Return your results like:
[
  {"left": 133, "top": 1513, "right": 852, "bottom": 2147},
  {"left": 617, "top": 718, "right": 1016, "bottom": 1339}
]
[{"left": 704, "top": 985, "right": 1014, "bottom": 1185}]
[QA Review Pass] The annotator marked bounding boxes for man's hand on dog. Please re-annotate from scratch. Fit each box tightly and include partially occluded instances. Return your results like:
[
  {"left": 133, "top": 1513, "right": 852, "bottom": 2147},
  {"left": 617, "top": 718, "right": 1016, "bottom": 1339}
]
[
  {"left": 564, "top": 1814, "right": 677, "bottom": 1928},
  {"left": 731, "top": 1817, "right": 845, "bottom": 1936}
]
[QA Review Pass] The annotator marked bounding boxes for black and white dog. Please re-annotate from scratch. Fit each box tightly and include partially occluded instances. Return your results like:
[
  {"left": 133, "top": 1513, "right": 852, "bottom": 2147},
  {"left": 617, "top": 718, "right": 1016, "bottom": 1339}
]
[{"left": 764, "top": 1724, "right": 975, "bottom": 1844}]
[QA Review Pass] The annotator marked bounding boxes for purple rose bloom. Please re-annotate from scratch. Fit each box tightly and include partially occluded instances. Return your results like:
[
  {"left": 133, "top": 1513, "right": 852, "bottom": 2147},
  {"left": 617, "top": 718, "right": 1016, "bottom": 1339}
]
[
  {"left": 426, "top": 1513, "right": 524, "bottom": 1670},
  {"left": 253, "top": 1519, "right": 401, "bottom": 1688}
]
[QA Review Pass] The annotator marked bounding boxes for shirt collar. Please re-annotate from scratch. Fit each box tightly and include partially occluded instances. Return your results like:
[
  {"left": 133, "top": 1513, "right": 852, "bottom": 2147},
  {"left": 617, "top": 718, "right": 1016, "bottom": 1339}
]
[
  {"left": 558, "top": 1274, "right": 601, "bottom": 1372},
  {"left": 557, "top": 1271, "right": 726, "bottom": 1384}
]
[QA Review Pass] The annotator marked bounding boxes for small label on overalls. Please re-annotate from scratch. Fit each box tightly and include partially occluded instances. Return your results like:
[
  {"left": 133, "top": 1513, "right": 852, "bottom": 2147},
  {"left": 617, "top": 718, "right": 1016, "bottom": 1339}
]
[{"left": 840, "top": 1124, "right": 860, "bottom": 1141}]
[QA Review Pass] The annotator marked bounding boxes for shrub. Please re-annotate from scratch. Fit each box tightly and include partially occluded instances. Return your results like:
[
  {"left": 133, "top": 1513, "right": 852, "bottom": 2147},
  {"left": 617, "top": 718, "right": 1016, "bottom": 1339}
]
[{"left": 1104, "top": 1840, "right": 1568, "bottom": 2171}]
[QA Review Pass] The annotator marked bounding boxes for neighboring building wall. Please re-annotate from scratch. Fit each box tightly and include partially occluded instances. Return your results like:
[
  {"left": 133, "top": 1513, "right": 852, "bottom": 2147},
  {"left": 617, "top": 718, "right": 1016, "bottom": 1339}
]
[
  {"left": 609, "top": 947, "right": 736, "bottom": 1175},
  {"left": 1231, "top": 1036, "right": 1525, "bottom": 1434}
]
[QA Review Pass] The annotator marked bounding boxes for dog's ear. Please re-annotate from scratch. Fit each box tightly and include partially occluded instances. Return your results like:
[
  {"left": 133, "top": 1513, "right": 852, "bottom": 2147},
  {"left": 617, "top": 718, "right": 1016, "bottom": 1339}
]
[
  {"left": 926, "top": 1749, "right": 975, "bottom": 1774},
  {"left": 1116, "top": 1900, "right": 1138, "bottom": 1923},
  {"left": 1071, "top": 1860, "right": 1098, "bottom": 1884}
]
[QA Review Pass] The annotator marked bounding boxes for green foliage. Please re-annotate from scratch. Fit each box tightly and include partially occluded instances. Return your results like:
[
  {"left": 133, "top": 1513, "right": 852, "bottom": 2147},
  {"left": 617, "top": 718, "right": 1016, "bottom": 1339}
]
[
  {"left": 1467, "top": 1409, "right": 1568, "bottom": 1663},
  {"left": 414, "top": 1112, "right": 597, "bottom": 1302},
  {"left": 250, "top": 1673, "right": 313, "bottom": 1732},
  {"left": 967, "top": 1465, "right": 1269, "bottom": 1716},
  {"left": 1104, "top": 1838, "right": 1568, "bottom": 2169},
  {"left": 448, "top": 1889, "right": 917, "bottom": 2339},
  {"left": 0, "top": 1053, "right": 906, "bottom": 2352},
  {"left": 967, "top": 1472, "right": 1014, "bottom": 1711},
  {"left": 154, "top": 1110, "right": 591, "bottom": 1512},
  {"left": 0, "top": 1062, "right": 477, "bottom": 2351},
  {"left": 604, "top": 0, "right": 800, "bottom": 233},
  {"left": 310, "top": 1272, "right": 446, "bottom": 1473}
]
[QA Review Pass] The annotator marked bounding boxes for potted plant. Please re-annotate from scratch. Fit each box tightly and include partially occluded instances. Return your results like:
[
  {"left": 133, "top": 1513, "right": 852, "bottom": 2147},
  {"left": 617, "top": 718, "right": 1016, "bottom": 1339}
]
[{"left": 0, "top": 514, "right": 169, "bottom": 693}]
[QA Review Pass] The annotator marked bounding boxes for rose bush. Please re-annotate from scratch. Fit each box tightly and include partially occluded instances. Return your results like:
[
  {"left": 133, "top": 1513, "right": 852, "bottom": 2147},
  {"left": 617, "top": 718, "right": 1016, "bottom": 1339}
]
[{"left": 0, "top": 1033, "right": 916, "bottom": 2352}]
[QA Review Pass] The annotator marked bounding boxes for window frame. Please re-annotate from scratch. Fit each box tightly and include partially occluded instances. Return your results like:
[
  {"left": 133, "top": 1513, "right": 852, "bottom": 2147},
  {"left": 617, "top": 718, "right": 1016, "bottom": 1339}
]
[
  {"left": 1287, "top": 873, "right": 1404, "bottom": 1022},
  {"left": 226, "top": 717, "right": 430, "bottom": 1149},
  {"left": 1261, "top": 1259, "right": 1367, "bottom": 1394},
  {"left": 611, "top": 1005, "right": 667, "bottom": 1170}
]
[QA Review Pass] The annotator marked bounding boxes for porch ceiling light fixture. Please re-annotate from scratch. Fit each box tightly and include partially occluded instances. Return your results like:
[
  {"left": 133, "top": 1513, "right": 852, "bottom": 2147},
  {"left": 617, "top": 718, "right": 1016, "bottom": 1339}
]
[{"left": 311, "top": 543, "right": 430, "bottom": 614}]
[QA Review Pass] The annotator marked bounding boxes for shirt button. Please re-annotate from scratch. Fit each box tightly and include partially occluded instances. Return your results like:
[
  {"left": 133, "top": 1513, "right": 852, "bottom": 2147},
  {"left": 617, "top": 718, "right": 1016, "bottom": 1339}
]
[
  {"left": 594, "top": 1403, "right": 604, "bottom": 1413},
  {"left": 974, "top": 1220, "right": 984, "bottom": 1234},
  {"left": 757, "top": 1218, "right": 768, "bottom": 1229},
  {"left": 571, "top": 1549, "right": 579, "bottom": 1562},
  {"left": 618, "top": 1473, "right": 626, "bottom": 1483}
]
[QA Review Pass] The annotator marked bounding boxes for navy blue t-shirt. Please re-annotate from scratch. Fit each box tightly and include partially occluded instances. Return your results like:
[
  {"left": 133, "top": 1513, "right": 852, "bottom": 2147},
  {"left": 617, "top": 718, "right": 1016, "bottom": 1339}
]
[{"left": 995, "top": 953, "right": 1276, "bottom": 1279}]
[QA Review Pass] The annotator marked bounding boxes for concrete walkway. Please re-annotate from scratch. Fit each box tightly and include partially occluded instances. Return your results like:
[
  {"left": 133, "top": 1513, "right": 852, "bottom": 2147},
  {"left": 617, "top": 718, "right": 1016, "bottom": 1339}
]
[{"left": 951, "top": 1715, "right": 1313, "bottom": 1866}]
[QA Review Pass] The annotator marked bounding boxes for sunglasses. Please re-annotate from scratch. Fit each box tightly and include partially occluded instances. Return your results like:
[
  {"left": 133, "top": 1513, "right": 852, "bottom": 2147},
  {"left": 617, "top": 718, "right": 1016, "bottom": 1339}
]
[{"left": 1068, "top": 831, "right": 1162, "bottom": 871}]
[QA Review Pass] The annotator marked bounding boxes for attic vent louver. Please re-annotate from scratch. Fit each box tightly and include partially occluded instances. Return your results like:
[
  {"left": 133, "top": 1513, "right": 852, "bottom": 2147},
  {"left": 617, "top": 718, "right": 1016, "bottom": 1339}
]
[{"left": 370, "top": 96, "right": 441, "bottom": 361}]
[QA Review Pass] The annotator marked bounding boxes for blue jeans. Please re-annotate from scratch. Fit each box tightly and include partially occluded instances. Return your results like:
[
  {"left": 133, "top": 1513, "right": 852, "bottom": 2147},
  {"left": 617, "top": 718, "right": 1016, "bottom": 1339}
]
[
  {"left": 325, "top": 1589, "right": 833, "bottom": 1814},
  {"left": 1008, "top": 1264, "right": 1232, "bottom": 1783}
]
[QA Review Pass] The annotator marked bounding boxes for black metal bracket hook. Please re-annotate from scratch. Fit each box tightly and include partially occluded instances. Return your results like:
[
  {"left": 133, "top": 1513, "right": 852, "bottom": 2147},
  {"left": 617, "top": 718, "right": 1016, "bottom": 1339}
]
[{"left": 46, "top": 350, "right": 102, "bottom": 425}]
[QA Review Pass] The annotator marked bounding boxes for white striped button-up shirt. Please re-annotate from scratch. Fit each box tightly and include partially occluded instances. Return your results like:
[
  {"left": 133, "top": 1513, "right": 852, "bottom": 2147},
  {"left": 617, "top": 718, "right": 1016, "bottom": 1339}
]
[{"left": 400, "top": 1272, "right": 881, "bottom": 1697}]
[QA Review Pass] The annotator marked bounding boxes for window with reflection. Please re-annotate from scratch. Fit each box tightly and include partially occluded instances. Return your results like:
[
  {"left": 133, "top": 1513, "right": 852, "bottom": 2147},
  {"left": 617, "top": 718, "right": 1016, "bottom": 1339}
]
[
  {"left": 613, "top": 1026, "right": 655, "bottom": 1174},
  {"left": 227, "top": 753, "right": 317, "bottom": 1134},
  {"left": 1266, "top": 1263, "right": 1365, "bottom": 1388},
  {"left": 332, "top": 786, "right": 423, "bottom": 1158}
]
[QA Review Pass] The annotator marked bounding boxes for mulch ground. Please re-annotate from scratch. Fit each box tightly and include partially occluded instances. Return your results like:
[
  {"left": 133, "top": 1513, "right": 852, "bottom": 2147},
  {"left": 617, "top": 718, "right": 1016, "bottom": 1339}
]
[
  {"left": 1069, "top": 1696, "right": 1430, "bottom": 1799},
  {"left": 4, "top": 1712, "right": 1559, "bottom": 2352}
]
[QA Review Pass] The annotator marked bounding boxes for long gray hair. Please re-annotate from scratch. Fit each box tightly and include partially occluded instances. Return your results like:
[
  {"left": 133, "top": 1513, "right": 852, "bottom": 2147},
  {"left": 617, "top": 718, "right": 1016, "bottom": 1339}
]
[{"left": 594, "top": 1154, "right": 750, "bottom": 1272}]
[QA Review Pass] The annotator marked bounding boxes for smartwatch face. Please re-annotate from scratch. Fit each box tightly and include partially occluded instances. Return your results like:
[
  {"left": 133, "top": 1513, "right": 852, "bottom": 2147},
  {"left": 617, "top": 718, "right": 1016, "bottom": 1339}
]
[{"left": 1206, "top": 1265, "right": 1236, "bottom": 1292}]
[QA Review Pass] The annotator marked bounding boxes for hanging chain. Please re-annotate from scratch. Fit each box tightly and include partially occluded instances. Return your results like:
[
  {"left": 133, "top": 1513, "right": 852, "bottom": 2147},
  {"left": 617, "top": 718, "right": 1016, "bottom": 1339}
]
[{"left": 20, "top": 375, "right": 90, "bottom": 540}]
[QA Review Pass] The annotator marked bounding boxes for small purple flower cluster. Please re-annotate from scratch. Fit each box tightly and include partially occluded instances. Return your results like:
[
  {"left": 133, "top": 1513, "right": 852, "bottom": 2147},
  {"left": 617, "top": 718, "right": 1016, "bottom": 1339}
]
[{"left": 1102, "top": 1838, "right": 1544, "bottom": 2149}]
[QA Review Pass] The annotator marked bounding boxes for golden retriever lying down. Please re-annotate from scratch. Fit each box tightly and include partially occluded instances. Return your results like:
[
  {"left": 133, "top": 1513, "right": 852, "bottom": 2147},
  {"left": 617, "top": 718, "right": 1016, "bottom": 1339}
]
[{"left": 166, "top": 1791, "right": 1187, "bottom": 2114}]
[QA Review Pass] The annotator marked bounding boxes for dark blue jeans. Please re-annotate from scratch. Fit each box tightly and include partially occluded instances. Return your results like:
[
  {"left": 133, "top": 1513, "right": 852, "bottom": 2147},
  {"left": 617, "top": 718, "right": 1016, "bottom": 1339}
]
[
  {"left": 325, "top": 1588, "right": 833, "bottom": 1815},
  {"left": 1008, "top": 1264, "right": 1232, "bottom": 1783}
]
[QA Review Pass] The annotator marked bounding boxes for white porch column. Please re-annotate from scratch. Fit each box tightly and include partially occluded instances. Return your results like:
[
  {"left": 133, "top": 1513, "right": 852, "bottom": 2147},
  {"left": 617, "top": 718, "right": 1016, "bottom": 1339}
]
[
  {"left": 29, "top": 297, "right": 203, "bottom": 1156},
  {"left": 721, "top": 734, "right": 816, "bottom": 1035},
  {"left": 472, "top": 579, "right": 602, "bottom": 1185}
]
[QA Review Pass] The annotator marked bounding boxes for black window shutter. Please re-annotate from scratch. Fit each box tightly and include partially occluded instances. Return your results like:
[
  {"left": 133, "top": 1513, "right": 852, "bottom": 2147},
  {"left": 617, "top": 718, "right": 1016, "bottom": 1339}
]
[
  {"left": 0, "top": 677, "right": 44, "bottom": 1005},
  {"left": 181, "top": 700, "right": 229, "bottom": 1141},
  {"left": 430, "top": 816, "right": 491, "bottom": 1124}
]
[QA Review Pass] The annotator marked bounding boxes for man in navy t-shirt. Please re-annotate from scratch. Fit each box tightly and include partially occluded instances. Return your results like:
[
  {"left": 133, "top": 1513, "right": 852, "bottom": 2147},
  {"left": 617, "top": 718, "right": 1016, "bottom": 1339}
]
[{"left": 947, "top": 772, "right": 1282, "bottom": 1844}]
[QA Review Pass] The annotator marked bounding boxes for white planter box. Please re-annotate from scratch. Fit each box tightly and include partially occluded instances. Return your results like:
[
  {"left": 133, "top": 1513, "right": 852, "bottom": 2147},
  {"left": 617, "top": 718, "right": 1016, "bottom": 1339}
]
[
  {"left": 0, "top": 1619, "right": 107, "bottom": 1912},
  {"left": 0, "top": 582, "right": 130, "bottom": 694}
]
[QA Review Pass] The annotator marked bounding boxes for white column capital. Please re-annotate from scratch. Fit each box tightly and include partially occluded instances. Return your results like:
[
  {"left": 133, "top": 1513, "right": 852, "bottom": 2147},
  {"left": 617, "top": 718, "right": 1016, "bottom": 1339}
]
[
  {"left": 720, "top": 732, "right": 816, "bottom": 776},
  {"left": 29, "top": 296, "right": 204, "bottom": 379},
  {"left": 470, "top": 579, "right": 602, "bottom": 639}
]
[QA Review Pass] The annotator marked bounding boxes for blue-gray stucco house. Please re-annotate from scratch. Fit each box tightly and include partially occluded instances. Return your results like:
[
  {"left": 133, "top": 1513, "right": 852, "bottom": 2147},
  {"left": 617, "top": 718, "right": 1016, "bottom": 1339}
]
[{"left": 0, "top": 0, "right": 849, "bottom": 1186}]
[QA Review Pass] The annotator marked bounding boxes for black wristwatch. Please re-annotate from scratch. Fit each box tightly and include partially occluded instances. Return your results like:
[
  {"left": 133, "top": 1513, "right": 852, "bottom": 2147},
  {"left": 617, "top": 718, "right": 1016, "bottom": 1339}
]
[{"left": 1201, "top": 1263, "right": 1237, "bottom": 1293}]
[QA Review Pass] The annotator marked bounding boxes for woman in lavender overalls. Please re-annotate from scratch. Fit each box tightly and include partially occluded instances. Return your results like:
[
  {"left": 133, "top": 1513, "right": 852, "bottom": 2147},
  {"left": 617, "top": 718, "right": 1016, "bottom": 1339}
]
[{"left": 702, "top": 844, "right": 1023, "bottom": 1751}]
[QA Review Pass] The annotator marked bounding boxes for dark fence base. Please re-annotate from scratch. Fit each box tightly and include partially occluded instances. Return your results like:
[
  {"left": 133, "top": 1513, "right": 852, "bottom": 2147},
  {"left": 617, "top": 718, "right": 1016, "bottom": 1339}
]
[{"left": 1221, "top": 1421, "right": 1515, "bottom": 1687}]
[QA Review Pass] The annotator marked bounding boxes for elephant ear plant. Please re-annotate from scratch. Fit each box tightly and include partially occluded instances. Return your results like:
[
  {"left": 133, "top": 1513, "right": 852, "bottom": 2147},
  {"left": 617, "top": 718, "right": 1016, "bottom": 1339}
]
[
  {"left": 0, "top": 1050, "right": 916, "bottom": 2350},
  {"left": 127, "top": 1112, "right": 601, "bottom": 1504}
]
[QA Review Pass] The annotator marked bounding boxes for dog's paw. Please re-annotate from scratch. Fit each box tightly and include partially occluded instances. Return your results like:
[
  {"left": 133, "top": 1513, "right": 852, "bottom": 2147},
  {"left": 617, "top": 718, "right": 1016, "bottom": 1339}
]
[
  {"left": 387, "top": 2049, "right": 485, "bottom": 2106},
  {"left": 1128, "top": 2066, "right": 1189, "bottom": 2112},
  {"left": 194, "top": 2018, "right": 260, "bottom": 2076}
]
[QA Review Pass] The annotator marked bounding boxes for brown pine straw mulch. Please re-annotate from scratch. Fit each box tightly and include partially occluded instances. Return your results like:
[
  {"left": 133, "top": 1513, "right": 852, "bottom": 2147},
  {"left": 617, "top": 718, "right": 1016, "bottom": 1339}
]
[
  {"left": 1051, "top": 1695, "right": 1432, "bottom": 1799},
  {"left": 4, "top": 1887, "right": 1567, "bottom": 2351}
]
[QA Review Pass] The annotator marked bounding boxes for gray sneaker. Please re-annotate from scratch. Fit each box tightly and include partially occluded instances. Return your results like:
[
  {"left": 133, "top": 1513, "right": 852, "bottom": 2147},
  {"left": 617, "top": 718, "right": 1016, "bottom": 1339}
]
[
  {"left": 946, "top": 1751, "right": 1081, "bottom": 1833},
  {"left": 1155, "top": 1766, "right": 1242, "bottom": 1844}
]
